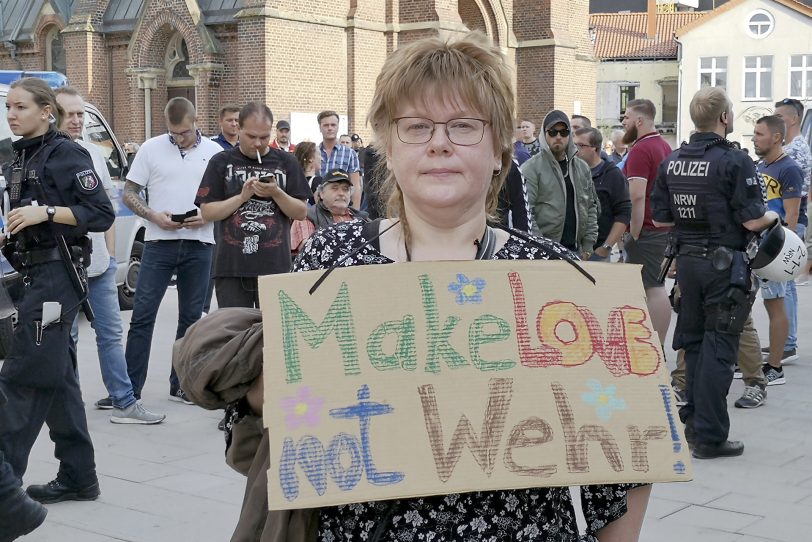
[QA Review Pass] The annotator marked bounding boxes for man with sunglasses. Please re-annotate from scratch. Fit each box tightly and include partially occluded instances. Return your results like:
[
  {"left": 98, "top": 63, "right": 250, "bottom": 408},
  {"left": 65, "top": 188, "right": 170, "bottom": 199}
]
[
  {"left": 521, "top": 110, "right": 599, "bottom": 258},
  {"left": 771, "top": 98, "right": 811, "bottom": 360}
]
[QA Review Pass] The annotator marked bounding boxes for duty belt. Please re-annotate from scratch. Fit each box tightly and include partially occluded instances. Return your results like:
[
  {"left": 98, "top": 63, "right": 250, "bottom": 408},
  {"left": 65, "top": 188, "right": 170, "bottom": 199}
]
[
  {"left": 677, "top": 244, "right": 739, "bottom": 258},
  {"left": 17, "top": 247, "right": 62, "bottom": 267}
]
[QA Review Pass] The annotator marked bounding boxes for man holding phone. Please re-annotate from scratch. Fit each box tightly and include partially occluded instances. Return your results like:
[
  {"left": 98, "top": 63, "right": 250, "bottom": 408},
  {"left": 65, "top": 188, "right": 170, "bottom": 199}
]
[
  {"left": 197, "top": 101, "right": 310, "bottom": 308},
  {"left": 121, "top": 97, "right": 223, "bottom": 404}
]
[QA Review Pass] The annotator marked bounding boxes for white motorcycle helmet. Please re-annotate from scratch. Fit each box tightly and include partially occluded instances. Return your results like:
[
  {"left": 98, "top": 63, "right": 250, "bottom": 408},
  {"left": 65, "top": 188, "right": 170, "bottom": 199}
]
[{"left": 747, "top": 220, "right": 808, "bottom": 282}]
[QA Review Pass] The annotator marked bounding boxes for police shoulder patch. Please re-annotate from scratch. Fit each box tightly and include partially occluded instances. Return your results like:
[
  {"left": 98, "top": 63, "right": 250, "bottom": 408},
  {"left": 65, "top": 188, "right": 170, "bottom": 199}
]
[{"left": 75, "top": 169, "right": 100, "bottom": 191}]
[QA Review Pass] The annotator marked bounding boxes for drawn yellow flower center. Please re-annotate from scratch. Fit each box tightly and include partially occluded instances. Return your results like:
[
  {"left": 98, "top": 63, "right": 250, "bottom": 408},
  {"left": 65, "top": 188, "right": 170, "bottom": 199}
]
[
  {"left": 295, "top": 402, "right": 309, "bottom": 415},
  {"left": 598, "top": 394, "right": 610, "bottom": 405},
  {"left": 462, "top": 284, "right": 478, "bottom": 297}
]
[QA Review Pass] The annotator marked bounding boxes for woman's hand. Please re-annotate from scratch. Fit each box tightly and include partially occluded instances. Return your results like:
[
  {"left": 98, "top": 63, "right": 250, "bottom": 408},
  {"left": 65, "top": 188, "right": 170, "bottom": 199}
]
[{"left": 6, "top": 205, "right": 47, "bottom": 234}]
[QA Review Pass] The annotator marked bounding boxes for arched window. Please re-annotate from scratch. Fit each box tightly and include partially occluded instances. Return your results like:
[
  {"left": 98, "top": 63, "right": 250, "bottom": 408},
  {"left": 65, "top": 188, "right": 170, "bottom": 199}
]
[
  {"left": 165, "top": 33, "right": 194, "bottom": 86},
  {"left": 45, "top": 26, "right": 66, "bottom": 74}
]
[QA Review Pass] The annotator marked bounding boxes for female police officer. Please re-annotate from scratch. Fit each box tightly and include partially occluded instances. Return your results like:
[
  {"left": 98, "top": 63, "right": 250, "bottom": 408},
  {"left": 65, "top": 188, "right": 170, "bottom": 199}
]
[
  {"left": 0, "top": 78, "right": 114, "bottom": 503},
  {"left": 651, "top": 87, "right": 777, "bottom": 459}
]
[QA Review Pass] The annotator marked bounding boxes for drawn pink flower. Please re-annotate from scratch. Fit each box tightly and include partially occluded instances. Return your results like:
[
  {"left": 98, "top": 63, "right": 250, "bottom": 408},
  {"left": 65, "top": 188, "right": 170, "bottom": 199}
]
[{"left": 279, "top": 386, "right": 325, "bottom": 430}]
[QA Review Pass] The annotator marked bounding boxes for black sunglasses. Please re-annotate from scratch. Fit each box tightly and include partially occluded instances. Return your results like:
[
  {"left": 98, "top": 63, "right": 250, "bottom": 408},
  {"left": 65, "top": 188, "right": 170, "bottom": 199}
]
[
  {"left": 777, "top": 98, "right": 804, "bottom": 115},
  {"left": 546, "top": 128, "right": 570, "bottom": 138}
]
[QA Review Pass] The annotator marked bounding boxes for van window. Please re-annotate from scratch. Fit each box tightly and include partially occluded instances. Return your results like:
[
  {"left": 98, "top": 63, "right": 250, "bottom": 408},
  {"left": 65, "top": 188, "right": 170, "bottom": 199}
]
[
  {"left": 83, "top": 110, "right": 123, "bottom": 181},
  {"left": 0, "top": 94, "right": 16, "bottom": 168}
]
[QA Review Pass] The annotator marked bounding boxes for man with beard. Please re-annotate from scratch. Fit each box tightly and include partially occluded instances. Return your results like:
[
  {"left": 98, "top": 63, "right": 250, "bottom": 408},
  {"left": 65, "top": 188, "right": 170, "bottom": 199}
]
[
  {"left": 521, "top": 110, "right": 599, "bottom": 258},
  {"left": 621, "top": 98, "right": 673, "bottom": 348},
  {"left": 753, "top": 115, "right": 804, "bottom": 385},
  {"left": 652, "top": 87, "right": 777, "bottom": 458},
  {"left": 197, "top": 102, "right": 311, "bottom": 308},
  {"left": 270, "top": 119, "right": 296, "bottom": 153}
]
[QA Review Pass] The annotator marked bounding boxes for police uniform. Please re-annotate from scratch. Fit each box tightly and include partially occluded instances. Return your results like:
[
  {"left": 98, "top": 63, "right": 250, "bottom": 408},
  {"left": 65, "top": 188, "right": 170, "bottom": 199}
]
[
  {"left": 0, "top": 129, "right": 114, "bottom": 494},
  {"left": 651, "top": 132, "right": 766, "bottom": 448}
]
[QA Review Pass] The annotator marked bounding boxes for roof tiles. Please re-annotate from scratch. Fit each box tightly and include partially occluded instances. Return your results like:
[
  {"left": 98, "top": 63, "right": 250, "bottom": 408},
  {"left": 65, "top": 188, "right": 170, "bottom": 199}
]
[{"left": 590, "top": 11, "right": 705, "bottom": 60}]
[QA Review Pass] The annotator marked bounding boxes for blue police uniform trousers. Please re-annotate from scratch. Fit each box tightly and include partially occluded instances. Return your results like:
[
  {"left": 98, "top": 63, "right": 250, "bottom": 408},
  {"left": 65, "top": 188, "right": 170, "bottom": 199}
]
[
  {"left": 673, "top": 254, "right": 740, "bottom": 445},
  {"left": 0, "top": 261, "right": 96, "bottom": 488}
]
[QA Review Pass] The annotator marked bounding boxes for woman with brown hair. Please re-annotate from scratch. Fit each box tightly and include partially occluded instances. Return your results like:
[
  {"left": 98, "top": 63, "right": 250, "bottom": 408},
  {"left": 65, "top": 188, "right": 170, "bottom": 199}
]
[
  {"left": 0, "top": 78, "right": 114, "bottom": 508},
  {"left": 294, "top": 141, "right": 322, "bottom": 204}
]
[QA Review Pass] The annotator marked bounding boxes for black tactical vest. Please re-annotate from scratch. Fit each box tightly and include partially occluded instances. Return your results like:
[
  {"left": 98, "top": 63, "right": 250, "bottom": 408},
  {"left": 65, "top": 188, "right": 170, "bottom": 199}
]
[{"left": 665, "top": 140, "right": 748, "bottom": 249}]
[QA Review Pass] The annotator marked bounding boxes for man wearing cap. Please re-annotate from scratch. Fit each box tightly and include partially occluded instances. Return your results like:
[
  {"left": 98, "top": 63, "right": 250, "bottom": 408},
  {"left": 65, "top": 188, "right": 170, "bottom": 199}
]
[
  {"left": 270, "top": 120, "right": 296, "bottom": 153},
  {"left": 520, "top": 109, "right": 599, "bottom": 258},
  {"left": 290, "top": 168, "right": 369, "bottom": 254},
  {"left": 317, "top": 110, "right": 362, "bottom": 208}
]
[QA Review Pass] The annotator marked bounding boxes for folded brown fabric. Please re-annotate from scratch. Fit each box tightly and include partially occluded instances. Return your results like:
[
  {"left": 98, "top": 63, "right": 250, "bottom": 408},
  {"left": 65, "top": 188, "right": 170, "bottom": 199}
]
[{"left": 172, "top": 308, "right": 264, "bottom": 409}]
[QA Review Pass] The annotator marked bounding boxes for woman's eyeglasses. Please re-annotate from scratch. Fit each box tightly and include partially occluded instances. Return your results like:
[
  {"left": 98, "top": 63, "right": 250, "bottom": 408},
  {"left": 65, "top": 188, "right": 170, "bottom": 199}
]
[
  {"left": 393, "top": 117, "right": 488, "bottom": 146},
  {"left": 546, "top": 128, "right": 570, "bottom": 138}
]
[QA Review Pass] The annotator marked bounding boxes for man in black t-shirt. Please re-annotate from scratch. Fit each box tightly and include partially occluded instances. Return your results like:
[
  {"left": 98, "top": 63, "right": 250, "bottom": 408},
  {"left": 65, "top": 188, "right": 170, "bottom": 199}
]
[{"left": 196, "top": 102, "right": 311, "bottom": 308}]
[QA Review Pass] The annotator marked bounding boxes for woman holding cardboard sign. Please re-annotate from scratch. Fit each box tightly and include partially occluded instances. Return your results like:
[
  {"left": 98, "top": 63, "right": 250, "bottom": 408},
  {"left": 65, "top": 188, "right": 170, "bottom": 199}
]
[{"left": 287, "top": 32, "right": 651, "bottom": 542}]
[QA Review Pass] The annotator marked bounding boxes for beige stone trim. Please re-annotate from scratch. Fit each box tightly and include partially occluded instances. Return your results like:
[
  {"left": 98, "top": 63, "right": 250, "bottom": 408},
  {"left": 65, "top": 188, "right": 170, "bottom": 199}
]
[
  {"left": 517, "top": 38, "right": 578, "bottom": 50},
  {"left": 126, "top": 67, "right": 164, "bottom": 89},
  {"left": 187, "top": 62, "right": 225, "bottom": 85},
  {"left": 234, "top": 7, "right": 468, "bottom": 34}
]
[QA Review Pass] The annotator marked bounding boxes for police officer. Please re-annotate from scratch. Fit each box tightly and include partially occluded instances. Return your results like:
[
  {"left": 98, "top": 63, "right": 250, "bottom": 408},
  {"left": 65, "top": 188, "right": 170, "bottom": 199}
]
[
  {"left": 651, "top": 87, "right": 777, "bottom": 459},
  {"left": 0, "top": 78, "right": 114, "bottom": 503}
]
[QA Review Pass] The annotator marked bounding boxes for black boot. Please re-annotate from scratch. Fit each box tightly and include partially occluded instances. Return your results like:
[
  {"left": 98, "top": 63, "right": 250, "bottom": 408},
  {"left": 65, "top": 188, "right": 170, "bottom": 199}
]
[
  {"left": 692, "top": 440, "right": 745, "bottom": 459},
  {"left": 0, "top": 488, "right": 47, "bottom": 542},
  {"left": 26, "top": 478, "right": 100, "bottom": 504}
]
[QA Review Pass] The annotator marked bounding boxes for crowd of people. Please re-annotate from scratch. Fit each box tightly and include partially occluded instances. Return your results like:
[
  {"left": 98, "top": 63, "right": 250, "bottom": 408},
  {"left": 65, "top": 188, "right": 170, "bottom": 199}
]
[{"left": 1, "top": 28, "right": 811, "bottom": 542}]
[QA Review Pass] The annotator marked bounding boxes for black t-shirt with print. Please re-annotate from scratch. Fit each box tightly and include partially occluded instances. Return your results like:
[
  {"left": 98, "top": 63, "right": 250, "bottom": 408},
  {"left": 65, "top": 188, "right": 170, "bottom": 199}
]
[{"left": 196, "top": 146, "right": 312, "bottom": 277}]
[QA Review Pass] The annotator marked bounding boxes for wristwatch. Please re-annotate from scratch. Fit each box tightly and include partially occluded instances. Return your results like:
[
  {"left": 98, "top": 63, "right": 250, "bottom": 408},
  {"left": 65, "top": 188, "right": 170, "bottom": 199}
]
[
  {"left": 601, "top": 243, "right": 612, "bottom": 251},
  {"left": 46, "top": 206, "right": 56, "bottom": 222}
]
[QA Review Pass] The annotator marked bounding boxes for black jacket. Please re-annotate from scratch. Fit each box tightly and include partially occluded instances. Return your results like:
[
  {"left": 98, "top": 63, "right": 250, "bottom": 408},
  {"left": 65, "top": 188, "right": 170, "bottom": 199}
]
[{"left": 591, "top": 157, "right": 631, "bottom": 248}]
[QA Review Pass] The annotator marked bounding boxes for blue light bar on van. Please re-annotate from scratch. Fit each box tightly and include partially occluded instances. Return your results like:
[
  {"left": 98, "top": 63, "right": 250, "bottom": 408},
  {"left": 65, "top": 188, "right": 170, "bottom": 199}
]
[{"left": 0, "top": 71, "right": 68, "bottom": 88}]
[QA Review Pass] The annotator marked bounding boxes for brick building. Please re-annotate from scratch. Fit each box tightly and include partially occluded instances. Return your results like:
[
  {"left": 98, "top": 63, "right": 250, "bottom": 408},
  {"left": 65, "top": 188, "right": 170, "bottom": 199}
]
[{"left": 0, "top": 0, "right": 597, "bottom": 145}]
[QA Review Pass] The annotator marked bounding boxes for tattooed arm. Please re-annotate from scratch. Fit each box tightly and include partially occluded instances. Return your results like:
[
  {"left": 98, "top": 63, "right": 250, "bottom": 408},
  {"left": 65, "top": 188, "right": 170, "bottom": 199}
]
[{"left": 122, "top": 180, "right": 181, "bottom": 230}]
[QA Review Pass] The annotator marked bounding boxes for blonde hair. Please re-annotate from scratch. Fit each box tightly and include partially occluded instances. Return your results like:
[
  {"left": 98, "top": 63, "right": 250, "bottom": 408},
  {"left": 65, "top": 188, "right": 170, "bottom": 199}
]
[
  {"left": 689, "top": 87, "right": 731, "bottom": 132},
  {"left": 368, "top": 32, "right": 515, "bottom": 232}
]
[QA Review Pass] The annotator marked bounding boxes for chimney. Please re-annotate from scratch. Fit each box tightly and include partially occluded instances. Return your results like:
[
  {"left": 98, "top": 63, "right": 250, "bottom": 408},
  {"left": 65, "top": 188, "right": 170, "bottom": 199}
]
[{"left": 647, "top": 0, "right": 658, "bottom": 40}]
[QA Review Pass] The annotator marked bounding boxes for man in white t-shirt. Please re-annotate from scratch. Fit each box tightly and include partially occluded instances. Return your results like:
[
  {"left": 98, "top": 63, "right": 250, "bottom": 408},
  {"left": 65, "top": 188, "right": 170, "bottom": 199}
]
[
  {"left": 56, "top": 87, "right": 166, "bottom": 424},
  {"left": 121, "top": 97, "right": 222, "bottom": 404}
]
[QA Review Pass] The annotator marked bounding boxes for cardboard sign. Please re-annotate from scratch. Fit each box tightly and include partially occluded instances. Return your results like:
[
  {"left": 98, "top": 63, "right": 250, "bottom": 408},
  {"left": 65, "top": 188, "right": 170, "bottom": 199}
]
[{"left": 260, "top": 261, "right": 692, "bottom": 510}]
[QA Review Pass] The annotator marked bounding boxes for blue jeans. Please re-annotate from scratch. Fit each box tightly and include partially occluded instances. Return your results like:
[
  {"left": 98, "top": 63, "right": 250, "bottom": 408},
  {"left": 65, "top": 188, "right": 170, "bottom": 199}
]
[
  {"left": 72, "top": 257, "right": 137, "bottom": 409},
  {"left": 784, "top": 223, "right": 806, "bottom": 351},
  {"left": 125, "top": 240, "right": 212, "bottom": 398}
]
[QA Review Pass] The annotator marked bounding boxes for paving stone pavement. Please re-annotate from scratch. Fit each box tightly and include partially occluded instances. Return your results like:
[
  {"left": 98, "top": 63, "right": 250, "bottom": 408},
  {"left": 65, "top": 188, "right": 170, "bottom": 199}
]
[{"left": 14, "top": 282, "right": 812, "bottom": 541}]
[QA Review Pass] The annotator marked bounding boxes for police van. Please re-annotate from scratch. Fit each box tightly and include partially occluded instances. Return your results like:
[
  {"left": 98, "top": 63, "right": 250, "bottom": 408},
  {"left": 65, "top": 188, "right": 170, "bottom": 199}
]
[{"left": 0, "top": 81, "right": 146, "bottom": 353}]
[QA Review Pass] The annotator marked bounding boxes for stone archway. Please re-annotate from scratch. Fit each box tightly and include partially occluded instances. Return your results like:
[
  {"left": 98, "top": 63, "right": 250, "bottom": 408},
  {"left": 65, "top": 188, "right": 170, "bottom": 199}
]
[
  {"left": 457, "top": 0, "right": 510, "bottom": 48},
  {"left": 125, "top": 1, "right": 222, "bottom": 141}
]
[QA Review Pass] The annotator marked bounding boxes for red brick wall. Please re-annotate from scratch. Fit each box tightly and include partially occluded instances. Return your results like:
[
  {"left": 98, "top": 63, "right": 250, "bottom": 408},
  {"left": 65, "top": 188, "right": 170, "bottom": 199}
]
[{"left": 0, "top": 0, "right": 599, "bottom": 149}]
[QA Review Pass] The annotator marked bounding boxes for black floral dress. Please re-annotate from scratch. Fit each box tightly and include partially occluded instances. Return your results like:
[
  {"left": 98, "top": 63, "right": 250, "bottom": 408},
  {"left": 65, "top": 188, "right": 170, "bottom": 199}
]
[{"left": 290, "top": 220, "right": 644, "bottom": 542}]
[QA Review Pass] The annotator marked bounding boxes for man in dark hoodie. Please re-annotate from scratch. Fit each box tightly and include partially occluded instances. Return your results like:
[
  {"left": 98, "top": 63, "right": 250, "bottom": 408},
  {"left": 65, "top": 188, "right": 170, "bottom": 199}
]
[
  {"left": 574, "top": 127, "right": 631, "bottom": 260},
  {"left": 521, "top": 110, "right": 599, "bottom": 258}
]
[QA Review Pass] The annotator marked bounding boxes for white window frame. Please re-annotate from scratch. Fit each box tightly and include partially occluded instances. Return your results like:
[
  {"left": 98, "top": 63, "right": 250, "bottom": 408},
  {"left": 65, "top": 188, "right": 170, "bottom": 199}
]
[
  {"left": 742, "top": 55, "right": 772, "bottom": 101},
  {"left": 698, "top": 56, "right": 727, "bottom": 89},
  {"left": 745, "top": 9, "right": 774, "bottom": 39},
  {"left": 788, "top": 54, "right": 812, "bottom": 99}
]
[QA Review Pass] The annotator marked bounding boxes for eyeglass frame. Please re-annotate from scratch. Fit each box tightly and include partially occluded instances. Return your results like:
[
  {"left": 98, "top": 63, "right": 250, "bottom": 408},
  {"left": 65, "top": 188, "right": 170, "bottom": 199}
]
[
  {"left": 574, "top": 142, "right": 597, "bottom": 150},
  {"left": 392, "top": 117, "right": 490, "bottom": 146}
]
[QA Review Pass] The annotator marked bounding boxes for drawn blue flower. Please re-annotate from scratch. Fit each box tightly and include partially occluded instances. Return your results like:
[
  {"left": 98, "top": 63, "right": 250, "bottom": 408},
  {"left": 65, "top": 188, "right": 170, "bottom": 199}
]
[
  {"left": 581, "top": 379, "right": 627, "bottom": 421},
  {"left": 448, "top": 274, "right": 486, "bottom": 304}
]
